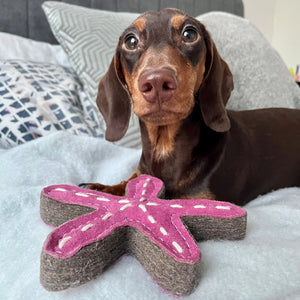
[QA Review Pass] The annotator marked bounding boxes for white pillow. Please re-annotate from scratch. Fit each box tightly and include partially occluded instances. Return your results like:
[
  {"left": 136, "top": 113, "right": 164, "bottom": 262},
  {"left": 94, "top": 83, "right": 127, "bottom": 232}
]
[{"left": 0, "top": 32, "right": 71, "bottom": 68}]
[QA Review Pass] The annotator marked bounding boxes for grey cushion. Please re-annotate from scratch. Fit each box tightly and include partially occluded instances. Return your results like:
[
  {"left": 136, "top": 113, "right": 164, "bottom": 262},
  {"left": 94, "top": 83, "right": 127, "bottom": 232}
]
[{"left": 198, "top": 12, "right": 300, "bottom": 110}]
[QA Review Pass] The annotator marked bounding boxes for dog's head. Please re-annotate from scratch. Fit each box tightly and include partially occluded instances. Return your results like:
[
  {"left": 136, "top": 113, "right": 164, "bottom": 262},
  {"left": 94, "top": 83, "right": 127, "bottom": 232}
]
[{"left": 97, "top": 9, "right": 233, "bottom": 141}]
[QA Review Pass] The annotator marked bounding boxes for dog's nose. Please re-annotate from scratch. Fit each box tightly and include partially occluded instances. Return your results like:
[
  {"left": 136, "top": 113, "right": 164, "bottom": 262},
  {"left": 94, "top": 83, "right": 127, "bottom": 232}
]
[{"left": 138, "top": 68, "right": 177, "bottom": 103}]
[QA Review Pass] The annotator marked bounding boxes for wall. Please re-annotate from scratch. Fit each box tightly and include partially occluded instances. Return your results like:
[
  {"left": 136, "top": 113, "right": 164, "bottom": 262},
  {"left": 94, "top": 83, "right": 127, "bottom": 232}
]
[{"left": 243, "top": 0, "right": 299, "bottom": 69}]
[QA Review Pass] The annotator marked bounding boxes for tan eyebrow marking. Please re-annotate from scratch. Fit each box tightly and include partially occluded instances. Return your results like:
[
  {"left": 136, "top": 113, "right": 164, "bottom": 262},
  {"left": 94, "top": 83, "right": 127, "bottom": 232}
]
[
  {"left": 171, "top": 15, "right": 185, "bottom": 30},
  {"left": 134, "top": 18, "right": 146, "bottom": 32}
]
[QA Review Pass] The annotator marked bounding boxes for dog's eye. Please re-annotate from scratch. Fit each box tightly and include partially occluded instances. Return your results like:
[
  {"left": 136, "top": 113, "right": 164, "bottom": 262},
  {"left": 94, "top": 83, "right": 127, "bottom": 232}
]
[
  {"left": 125, "top": 35, "right": 139, "bottom": 50},
  {"left": 182, "top": 27, "right": 198, "bottom": 43}
]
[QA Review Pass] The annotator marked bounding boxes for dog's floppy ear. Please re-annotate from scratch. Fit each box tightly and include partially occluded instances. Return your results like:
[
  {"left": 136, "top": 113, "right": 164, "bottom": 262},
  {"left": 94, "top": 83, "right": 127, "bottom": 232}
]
[
  {"left": 96, "top": 50, "right": 131, "bottom": 142},
  {"left": 197, "top": 26, "right": 233, "bottom": 132}
]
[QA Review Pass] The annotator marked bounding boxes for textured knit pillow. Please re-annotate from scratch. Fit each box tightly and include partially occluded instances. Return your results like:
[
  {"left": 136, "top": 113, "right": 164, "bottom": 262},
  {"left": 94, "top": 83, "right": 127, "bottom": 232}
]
[
  {"left": 197, "top": 12, "right": 300, "bottom": 110},
  {"left": 0, "top": 60, "right": 104, "bottom": 148},
  {"left": 42, "top": 1, "right": 141, "bottom": 149}
]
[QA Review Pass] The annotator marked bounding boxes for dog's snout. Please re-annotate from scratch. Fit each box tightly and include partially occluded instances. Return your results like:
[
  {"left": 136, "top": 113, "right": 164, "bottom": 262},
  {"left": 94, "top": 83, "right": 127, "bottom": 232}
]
[{"left": 138, "top": 68, "right": 177, "bottom": 103}]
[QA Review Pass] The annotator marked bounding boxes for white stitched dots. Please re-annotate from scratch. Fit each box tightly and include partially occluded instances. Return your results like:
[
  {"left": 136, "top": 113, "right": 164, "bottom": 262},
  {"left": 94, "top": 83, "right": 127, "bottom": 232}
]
[
  {"left": 120, "top": 203, "right": 132, "bottom": 211},
  {"left": 81, "top": 224, "right": 94, "bottom": 231},
  {"left": 96, "top": 196, "right": 110, "bottom": 202},
  {"left": 118, "top": 199, "right": 130, "bottom": 203},
  {"left": 172, "top": 241, "right": 183, "bottom": 253},
  {"left": 54, "top": 188, "right": 67, "bottom": 192},
  {"left": 52, "top": 177, "right": 201, "bottom": 259},
  {"left": 146, "top": 202, "right": 159, "bottom": 206},
  {"left": 102, "top": 212, "right": 113, "bottom": 220},
  {"left": 139, "top": 204, "right": 147, "bottom": 212},
  {"left": 87, "top": 192, "right": 97, "bottom": 196},
  {"left": 216, "top": 205, "right": 231, "bottom": 210},
  {"left": 58, "top": 236, "right": 72, "bottom": 249},
  {"left": 160, "top": 227, "right": 168, "bottom": 236},
  {"left": 170, "top": 204, "right": 183, "bottom": 208},
  {"left": 148, "top": 215, "right": 156, "bottom": 224},
  {"left": 194, "top": 205, "right": 206, "bottom": 209},
  {"left": 75, "top": 192, "right": 89, "bottom": 197}
]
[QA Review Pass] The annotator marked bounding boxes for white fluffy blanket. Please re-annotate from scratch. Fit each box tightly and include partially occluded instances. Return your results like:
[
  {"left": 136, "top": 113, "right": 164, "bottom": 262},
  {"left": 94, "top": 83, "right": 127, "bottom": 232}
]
[{"left": 1, "top": 132, "right": 299, "bottom": 300}]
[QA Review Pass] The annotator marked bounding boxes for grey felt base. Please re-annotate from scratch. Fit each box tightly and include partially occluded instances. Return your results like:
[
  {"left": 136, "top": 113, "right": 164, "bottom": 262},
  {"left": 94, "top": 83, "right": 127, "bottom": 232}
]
[{"left": 41, "top": 227, "right": 200, "bottom": 295}]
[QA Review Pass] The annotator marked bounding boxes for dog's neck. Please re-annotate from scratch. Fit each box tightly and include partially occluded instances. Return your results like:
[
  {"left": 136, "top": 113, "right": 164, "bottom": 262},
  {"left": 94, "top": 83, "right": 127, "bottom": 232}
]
[
  {"left": 138, "top": 108, "right": 227, "bottom": 198},
  {"left": 143, "top": 122, "right": 181, "bottom": 161},
  {"left": 140, "top": 106, "right": 204, "bottom": 162}
]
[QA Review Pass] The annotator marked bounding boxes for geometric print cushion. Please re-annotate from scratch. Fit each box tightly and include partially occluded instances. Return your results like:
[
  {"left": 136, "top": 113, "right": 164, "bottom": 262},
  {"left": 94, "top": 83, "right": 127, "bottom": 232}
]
[
  {"left": 42, "top": 2, "right": 142, "bottom": 149},
  {"left": 0, "top": 60, "right": 104, "bottom": 149}
]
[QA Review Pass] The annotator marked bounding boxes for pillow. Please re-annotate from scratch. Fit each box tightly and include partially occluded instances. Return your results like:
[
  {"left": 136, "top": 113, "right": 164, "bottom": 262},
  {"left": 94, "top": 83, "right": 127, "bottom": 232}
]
[
  {"left": 0, "top": 60, "right": 104, "bottom": 149},
  {"left": 197, "top": 12, "right": 300, "bottom": 110},
  {"left": 43, "top": 1, "right": 141, "bottom": 149},
  {"left": 0, "top": 32, "right": 71, "bottom": 68}
]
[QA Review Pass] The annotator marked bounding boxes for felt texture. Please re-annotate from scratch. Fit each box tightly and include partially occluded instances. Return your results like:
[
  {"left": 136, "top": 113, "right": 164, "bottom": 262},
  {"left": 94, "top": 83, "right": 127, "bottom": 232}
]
[
  {"left": 1, "top": 132, "right": 300, "bottom": 300},
  {"left": 40, "top": 175, "right": 246, "bottom": 295}
]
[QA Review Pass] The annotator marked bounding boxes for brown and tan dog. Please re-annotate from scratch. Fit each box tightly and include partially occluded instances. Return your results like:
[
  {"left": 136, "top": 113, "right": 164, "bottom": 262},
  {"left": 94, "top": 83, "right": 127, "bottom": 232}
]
[{"left": 87, "top": 8, "right": 300, "bottom": 206}]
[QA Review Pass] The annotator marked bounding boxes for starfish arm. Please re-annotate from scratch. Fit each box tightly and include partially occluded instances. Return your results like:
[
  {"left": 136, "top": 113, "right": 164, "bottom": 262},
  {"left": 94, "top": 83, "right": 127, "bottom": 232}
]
[
  {"left": 43, "top": 208, "right": 128, "bottom": 259},
  {"left": 151, "top": 214, "right": 201, "bottom": 263},
  {"left": 128, "top": 206, "right": 201, "bottom": 263},
  {"left": 42, "top": 185, "right": 122, "bottom": 209},
  {"left": 156, "top": 198, "right": 246, "bottom": 219},
  {"left": 152, "top": 199, "right": 247, "bottom": 243},
  {"left": 41, "top": 226, "right": 128, "bottom": 291},
  {"left": 125, "top": 175, "right": 164, "bottom": 200},
  {"left": 128, "top": 228, "right": 200, "bottom": 296}
]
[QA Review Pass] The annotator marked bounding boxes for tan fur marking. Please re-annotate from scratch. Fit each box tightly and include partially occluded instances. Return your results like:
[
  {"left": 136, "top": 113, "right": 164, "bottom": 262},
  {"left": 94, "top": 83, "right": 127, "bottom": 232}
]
[
  {"left": 145, "top": 122, "right": 181, "bottom": 161},
  {"left": 171, "top": 15, "right": 185, "bottom": 30},
  {"left": 194, "top": 53, "right": 206, "bottom": 92},
  {"left": 136, "top": 166, "right": 141, "bottom": 176},
  {"left": 134, "top": 18, "right": 146, "bottom": 32}
]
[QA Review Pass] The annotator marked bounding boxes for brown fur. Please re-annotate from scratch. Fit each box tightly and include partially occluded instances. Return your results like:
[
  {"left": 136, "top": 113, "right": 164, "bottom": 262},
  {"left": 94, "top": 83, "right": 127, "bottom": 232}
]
[
  {"left": 91, "top": 9, "right": 300, "bottom": 205},
  {"left": 145, "top": 122, "right": 181, "bottom": 161},
  {"left": 134, "top": 18, "right": 146, "bottom": 32},
  {"left": 171, "top": 15, "right": 185, "bottom": 30}
]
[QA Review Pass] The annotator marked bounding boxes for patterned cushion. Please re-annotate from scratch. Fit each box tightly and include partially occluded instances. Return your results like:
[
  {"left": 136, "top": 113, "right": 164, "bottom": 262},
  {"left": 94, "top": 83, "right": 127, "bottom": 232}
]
[
  {"left": 43, "top": 2, "right": 141, "bottom": 149},
  {"left": 0, "top": 60, "right": 104, "bottom": 148}
]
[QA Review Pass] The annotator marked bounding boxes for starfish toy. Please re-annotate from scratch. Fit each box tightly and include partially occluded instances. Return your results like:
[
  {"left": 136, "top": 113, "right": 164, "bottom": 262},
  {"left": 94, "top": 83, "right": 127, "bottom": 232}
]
[{"left": 40, "top": 175, "right": 247, "bottom": 296}]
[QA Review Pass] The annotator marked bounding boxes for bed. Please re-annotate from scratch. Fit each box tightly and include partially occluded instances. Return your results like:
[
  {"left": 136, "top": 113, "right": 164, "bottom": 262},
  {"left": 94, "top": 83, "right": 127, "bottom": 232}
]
[{"left": 1, "top": 1, "right": 300, "bottom": 299}]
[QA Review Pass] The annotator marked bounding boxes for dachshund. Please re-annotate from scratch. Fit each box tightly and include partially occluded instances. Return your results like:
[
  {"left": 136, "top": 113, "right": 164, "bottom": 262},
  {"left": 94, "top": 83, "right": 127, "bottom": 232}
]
[{"left": 86, "top": 8, "right": 300, "bottom": 206}]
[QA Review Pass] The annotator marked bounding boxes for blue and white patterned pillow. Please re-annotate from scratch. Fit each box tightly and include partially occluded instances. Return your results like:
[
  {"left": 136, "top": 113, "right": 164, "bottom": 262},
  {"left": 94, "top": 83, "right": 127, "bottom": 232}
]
[{"left": 0, "top": 60, "right": 105, "bottom": 148}]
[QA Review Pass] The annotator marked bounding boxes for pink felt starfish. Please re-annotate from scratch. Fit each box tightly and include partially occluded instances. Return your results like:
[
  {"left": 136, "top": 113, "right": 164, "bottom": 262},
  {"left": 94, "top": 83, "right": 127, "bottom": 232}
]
[{"left": 40, "top": 175, "right": 247, "bottom": 295}]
